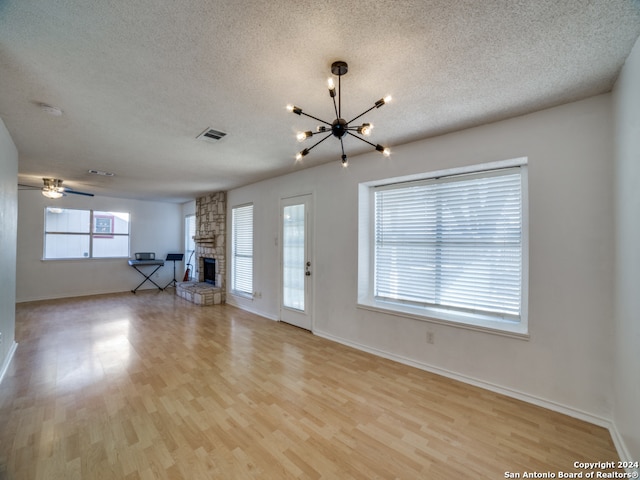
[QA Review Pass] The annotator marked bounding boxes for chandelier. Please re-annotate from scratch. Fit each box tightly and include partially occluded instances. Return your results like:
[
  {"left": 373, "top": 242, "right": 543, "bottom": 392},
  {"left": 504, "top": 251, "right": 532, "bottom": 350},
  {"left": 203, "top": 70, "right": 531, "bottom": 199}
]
[{"left": 287, "top": 61, "right": 391, "bottom": 167}]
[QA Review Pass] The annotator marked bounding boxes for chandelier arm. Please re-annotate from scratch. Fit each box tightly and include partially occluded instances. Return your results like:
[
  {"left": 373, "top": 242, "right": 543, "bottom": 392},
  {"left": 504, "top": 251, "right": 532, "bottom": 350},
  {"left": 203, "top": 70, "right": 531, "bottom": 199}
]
[
  {"left": 300, "top": 111, "right": 332, "bottom": 126},
  {"left": 347, "top": 131, "right": 377, "bottom": 148},
  {"left": 332, "top": 94, "right": 339, "bottom": 120},
  {"left": 338, "top": 73, "right": 342, "bottom": 118},
  {"left": 347, "top": 105, "right": 376, "bottom": 125},
  {"left": 340, "top": 137, "right": 346, "bottom": 157},
  {"left": 306, "top": 132, "right": 333, "bottom": 153}
]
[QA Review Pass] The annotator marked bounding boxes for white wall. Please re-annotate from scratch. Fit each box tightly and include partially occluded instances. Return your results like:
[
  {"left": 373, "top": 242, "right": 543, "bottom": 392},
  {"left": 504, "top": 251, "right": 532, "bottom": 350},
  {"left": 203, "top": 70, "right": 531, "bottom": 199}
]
[
  {"left": 182, "top": 200, "right": 196, "bottom": 219},
  {"left": 227, "top": 94, "right": 615, "bottom": 424},
  {"left": 0, "top": 118, "right": 18, "bottom": 381},
  {"left": 612, "top": 36, "right": 640, "bottom": 464},
  {"left": 17, "top": 192, "right": 183, "bottom": 302}
]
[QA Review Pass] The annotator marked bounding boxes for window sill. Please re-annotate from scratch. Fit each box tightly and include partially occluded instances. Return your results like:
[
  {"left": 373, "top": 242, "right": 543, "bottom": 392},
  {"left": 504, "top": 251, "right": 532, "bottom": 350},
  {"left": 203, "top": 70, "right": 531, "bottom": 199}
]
[{"left": 357, "top": 300, "right": 529, "bottom": 340}]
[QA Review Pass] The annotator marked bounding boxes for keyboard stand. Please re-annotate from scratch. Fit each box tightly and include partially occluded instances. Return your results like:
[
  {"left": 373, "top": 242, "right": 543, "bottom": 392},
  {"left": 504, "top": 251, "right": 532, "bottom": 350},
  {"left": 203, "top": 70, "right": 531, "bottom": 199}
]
[{"left": 128, "top": 260, "right": 165, "bottom": 293}]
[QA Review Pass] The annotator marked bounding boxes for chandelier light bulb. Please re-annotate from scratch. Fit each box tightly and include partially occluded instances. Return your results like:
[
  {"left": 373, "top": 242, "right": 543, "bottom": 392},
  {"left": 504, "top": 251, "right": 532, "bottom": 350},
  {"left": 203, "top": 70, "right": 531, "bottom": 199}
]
[
  {"left": 296, "top": 148, "right": 310, "bottom": 161},
  {"left": 375, "top": 96, "right": 392, "bottom": 108},
  {"left": 297, "top": 131, "right": 312, "bottom": 142},
  {"left": 327, "top": 77, "right": 336, "bottom": 98},
  {"left": 376, "top": 144, "right": 391, "bottom": 156},
  {"left": 358, "top": 123, "right": 373, "bottom": 136},
  {"left": 286, "top": 104, "right": 294, "bottom": 112}
]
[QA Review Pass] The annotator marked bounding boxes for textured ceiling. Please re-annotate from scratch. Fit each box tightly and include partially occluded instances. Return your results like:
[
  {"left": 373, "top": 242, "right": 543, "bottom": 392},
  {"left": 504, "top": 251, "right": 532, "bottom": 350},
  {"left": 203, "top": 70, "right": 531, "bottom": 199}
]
[{"left": 2, "top": 0, "right": 640, "bottom": 202}]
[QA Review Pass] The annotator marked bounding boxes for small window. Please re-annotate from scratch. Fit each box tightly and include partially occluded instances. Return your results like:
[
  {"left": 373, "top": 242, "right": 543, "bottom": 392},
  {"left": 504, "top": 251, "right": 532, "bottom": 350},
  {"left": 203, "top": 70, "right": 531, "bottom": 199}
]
[
  {"left": 231, "top": 204, "right": 254, "bottom": 297},
  {"left": 44, "top": 208, "right": 130, "bottom": 259},
  {"left": 358, "top": 159, "right": 528, "bottom": 336}
]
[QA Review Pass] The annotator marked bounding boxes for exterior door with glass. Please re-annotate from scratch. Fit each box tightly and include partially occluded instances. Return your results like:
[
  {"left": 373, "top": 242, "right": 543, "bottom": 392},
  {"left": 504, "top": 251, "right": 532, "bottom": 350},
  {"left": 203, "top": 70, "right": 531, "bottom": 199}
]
[{"left": 280, "top": 194, "right": 313, "bottom": 330}]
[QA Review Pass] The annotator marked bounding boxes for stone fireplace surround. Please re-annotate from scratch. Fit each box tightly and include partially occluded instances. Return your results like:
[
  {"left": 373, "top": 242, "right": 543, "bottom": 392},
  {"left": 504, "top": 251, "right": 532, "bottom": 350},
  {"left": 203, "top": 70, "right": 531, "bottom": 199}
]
[{"left": 176, "top": 191, "right": 226, "bottom": 306}]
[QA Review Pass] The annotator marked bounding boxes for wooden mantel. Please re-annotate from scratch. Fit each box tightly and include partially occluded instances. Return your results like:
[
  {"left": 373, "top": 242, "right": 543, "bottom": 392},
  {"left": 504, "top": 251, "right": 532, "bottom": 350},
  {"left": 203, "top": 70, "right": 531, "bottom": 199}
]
[{"left": 193, "top": 235, "right": 215, "bottom": 245}]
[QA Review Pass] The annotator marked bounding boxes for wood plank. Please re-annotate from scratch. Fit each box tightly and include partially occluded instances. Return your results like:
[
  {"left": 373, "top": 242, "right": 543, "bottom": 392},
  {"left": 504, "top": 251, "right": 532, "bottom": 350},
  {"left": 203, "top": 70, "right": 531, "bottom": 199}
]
[{"left": 0, "top": 291, "right": 622, "bottom": 479}]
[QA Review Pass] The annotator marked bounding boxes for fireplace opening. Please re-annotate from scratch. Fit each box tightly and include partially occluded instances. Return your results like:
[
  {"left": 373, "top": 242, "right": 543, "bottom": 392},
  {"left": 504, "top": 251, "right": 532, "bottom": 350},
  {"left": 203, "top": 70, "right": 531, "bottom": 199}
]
[{"left": 203, "top": 257, "right": 216, "bottom": 285}]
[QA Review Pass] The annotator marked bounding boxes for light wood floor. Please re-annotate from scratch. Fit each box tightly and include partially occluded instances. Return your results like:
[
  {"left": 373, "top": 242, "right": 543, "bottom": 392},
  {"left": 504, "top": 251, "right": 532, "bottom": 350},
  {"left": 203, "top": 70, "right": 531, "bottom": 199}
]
[{"left": 1, "top": 292, "right": 620, "bottom": 479}]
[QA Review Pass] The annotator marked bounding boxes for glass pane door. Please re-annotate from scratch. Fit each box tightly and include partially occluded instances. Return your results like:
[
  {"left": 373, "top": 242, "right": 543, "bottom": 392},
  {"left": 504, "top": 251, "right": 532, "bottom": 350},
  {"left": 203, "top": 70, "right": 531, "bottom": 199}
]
[{"left": 283, "top": 203, "right": 305, "bottom": 310}]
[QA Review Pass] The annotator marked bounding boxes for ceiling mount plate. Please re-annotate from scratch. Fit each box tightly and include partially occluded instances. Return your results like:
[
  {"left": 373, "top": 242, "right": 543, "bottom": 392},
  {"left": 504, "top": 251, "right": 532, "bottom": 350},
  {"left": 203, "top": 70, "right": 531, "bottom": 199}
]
[{"left": 331, "top": 61, "right": 348, "bottom": 76}]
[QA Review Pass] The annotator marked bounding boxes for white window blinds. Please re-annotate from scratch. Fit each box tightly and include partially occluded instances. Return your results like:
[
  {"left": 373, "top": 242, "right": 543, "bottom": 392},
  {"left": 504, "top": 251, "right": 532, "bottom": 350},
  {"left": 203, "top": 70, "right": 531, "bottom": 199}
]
[
  {"left": 232, "top": 204, "right": 253, "bottom": 295},
  {"left": 374, "top": 168, "right": 523, "bottom": 321}
]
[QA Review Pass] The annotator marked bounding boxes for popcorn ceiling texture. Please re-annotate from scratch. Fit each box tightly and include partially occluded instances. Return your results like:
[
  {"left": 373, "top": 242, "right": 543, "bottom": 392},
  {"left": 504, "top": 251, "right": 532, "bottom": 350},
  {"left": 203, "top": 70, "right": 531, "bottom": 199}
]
[{"left": 2, "top": 1, "right": 640, "bottom": 201}]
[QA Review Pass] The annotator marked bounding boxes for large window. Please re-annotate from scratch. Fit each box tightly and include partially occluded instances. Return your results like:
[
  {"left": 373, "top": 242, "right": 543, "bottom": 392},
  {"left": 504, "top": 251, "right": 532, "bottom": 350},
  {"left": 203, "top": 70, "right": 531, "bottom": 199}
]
[
  {"left": 358, "top": 160, "right": 528, "bottom": 336},
  {"left": 44, "top": 208, "right": 130, "bottom": 259},
  {"left": 231, "top": 204, "right": 254, "bottom": 297}
]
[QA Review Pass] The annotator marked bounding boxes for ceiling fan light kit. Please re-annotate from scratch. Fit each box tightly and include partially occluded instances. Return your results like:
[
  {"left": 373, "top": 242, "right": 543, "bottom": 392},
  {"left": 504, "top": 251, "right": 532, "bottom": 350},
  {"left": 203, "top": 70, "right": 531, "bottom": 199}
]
[
  {"left": 41, "top": 178, "right": 66, "bottom": 199},
  {"left": 288, "top": 60, "right": 391, "bottom": 167},
  {"left": 42, "top": 189, "right": 64, "bottom": 199}
]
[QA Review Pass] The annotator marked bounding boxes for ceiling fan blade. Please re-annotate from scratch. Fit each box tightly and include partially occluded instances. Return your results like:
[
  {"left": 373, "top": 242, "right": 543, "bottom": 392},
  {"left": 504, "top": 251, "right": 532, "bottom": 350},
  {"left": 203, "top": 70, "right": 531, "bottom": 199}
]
[
  {"left": 19, "top": 179, "right": 94, "bottom": 197},
  {"left": 63, "top": 188, "right": 94, "bottom": 197},
  {"left": 18, "top": 183, "right": 41, "bottom": 190}
]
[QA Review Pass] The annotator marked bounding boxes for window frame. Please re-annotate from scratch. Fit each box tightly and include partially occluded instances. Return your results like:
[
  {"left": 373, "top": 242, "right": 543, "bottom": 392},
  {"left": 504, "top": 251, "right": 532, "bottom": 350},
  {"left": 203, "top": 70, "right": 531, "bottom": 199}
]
[
  {"left": 43, "top": 207, "right": 130, "bottom": 260},
  {"left": 231, "top": 203, "right": 254, "bottom": 298},
  {"left": 357, "top": 158, "right": 529, "bottom": 338}
]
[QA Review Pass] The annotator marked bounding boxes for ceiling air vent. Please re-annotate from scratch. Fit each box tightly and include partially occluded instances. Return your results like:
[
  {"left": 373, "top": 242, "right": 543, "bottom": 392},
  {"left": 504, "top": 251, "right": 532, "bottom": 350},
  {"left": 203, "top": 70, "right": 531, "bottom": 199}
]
[{"left": 197, "top": 127, "right": 227, "bottom": 143}]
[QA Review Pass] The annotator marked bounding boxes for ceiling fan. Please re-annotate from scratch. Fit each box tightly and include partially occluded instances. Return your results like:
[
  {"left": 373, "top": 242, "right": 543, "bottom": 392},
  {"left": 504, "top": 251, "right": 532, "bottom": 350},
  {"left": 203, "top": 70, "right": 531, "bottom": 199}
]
[{"left": 18, "top": 178, "right": 94, "bottom": 199}]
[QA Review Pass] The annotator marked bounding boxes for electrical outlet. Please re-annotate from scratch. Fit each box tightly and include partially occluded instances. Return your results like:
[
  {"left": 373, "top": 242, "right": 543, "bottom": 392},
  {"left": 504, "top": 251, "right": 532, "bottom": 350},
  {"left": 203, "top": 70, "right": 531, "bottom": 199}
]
[{"left": 426, "top": 331, "right": 434, "bottom": 344}]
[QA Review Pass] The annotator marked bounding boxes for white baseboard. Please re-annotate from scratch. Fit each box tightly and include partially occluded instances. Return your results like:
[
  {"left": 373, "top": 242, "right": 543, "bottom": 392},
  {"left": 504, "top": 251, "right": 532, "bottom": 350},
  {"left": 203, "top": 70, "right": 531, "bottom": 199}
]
[
  {"left": 16, "top": 288, "right": 134, "bottom": 303},
  {"left": 225, "top": 298, "right": 279, "bottom": 321},
  {"left": 0, "top": 341, "right": 18, "bottom": 385},
  {"left": 608, "top": 423, "right": 639, "bottom": 475},
  {"left": 314, "top": 329, "right": 612, "bottom": 429}
]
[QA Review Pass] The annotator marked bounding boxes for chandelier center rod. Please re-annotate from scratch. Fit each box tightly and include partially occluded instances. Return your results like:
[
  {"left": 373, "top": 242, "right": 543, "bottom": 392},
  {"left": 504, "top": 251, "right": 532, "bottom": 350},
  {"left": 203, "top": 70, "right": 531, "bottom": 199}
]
[{"left": 331, "top": 61, "right": 348, "bottom": 119}]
